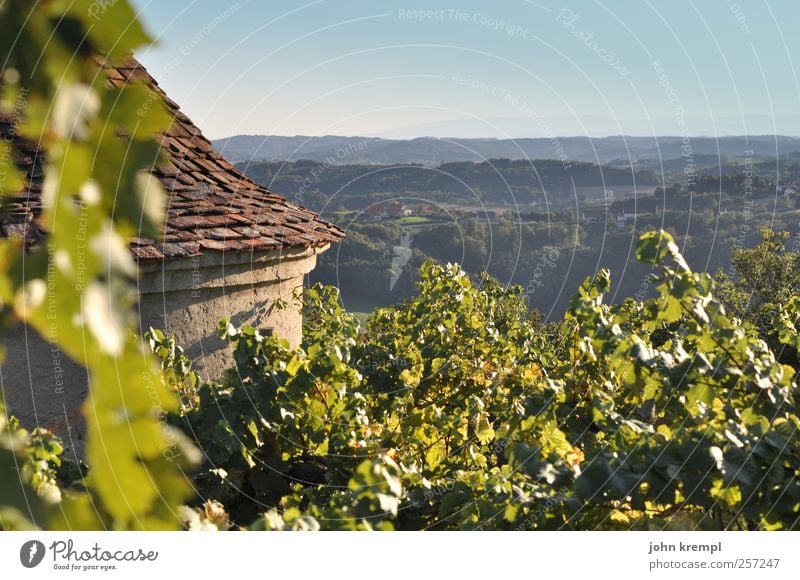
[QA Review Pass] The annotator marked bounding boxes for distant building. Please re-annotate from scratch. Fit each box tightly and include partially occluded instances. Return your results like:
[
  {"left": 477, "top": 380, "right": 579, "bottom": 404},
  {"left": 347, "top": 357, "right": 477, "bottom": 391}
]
[
  {"left": 385, "top": 201, "right": 404, "bottom": 217},
  {"left": 364, "top": 203, "right": 386, "bottom": 221},
  {"left": 617, "top": 212, "right": 646, "bottom": 227},
  {"left": 416, "top": 203, "right": 435, "bottom": 216}
]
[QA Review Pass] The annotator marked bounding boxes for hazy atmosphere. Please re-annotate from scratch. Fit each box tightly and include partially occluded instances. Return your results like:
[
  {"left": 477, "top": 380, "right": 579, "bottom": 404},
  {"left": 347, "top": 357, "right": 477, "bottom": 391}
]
[{"left": 134, "top": 0, "right": 800, "bottom": 138}]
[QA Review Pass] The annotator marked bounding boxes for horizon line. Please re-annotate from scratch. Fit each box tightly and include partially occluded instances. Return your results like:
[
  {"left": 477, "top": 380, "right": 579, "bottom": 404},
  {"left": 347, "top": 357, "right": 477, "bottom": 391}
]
[{"left": 212, "top": 133, "right": 800, "bottom": 140}]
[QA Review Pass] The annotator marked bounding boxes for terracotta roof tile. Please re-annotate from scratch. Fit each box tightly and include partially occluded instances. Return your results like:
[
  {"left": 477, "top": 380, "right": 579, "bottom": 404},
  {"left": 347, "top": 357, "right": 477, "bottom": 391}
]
[
  {"left": 130, "top": 245, "right": 165, "bottom": 260},
  {"left": 204, "top": 227, "right": 242, "bottom": 241},
  {"left": 156, "top": 242, "right": 192, "bottom": 258},
  {"left": 233, "top": 226, "right": 262, "bottom": 239},
  {"left": 240, "top": 237, "right": 280, "bottom": 249},
  {"left": 198, "top": 239, "right": 231, "bottom": 252}
]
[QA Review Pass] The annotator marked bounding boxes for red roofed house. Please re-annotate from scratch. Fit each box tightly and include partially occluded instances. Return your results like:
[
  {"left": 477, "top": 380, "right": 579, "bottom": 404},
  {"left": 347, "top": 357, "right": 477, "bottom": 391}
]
[
  {"left": 385, "top": 201, "right": 404, "bottom": 217},
  {"left": 364, "top": 203, "right": 386, "bottom": 221},
  {"left": 0, "top": 58, "right": 343, "bottom": 450}
]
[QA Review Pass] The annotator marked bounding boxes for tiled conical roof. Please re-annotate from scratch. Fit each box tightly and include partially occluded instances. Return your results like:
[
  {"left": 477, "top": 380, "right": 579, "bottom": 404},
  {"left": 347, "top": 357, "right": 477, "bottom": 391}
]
[{"left": 0, "top": 57, "right": 344, "bottom": 260}]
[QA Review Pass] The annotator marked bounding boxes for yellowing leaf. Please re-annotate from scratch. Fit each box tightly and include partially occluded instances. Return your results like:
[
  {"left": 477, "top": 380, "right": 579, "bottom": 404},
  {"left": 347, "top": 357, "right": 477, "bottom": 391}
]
[
  {"left": 710, "top": 479, "right": 742, "bottom": 509},
  {"left": 475, "top": 415, "right": 495, "bottom": 445}
]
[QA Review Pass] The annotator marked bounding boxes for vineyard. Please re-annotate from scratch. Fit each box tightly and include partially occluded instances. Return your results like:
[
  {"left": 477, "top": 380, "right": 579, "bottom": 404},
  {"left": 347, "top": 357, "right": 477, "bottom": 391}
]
[{"left": 166, "top": 231, "right": 800, "bottom": 530}]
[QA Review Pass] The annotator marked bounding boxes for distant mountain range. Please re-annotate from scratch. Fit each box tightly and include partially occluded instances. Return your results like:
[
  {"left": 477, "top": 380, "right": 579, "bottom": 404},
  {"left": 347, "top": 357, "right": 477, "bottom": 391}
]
[
  {"left": 363, "top": 115, "right": 800, "bottom": 140},
  {"left": 212, "top": 134, "right": 800, "bottom": 166}
]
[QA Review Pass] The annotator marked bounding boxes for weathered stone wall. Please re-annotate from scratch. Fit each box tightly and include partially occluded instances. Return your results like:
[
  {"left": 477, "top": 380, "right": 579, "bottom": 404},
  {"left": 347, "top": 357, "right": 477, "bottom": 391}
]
[
  {"left": 0, "top": 245, "right": 325, "bottom": 456},
  {"left": 137, "top": 245, "right": 321, "bottom": 380},
  {"left": 0, "top": 324, "right": 88, "bottom": 453}
]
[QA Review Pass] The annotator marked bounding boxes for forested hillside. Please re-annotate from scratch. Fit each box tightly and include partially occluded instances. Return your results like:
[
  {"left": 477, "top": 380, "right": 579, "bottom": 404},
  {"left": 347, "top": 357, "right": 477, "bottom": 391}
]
[
  {"left": 239, "top": 158, "right": 658, "bottom": 211},
  {"left": 238, "top": 159, "right": 797, "bottom": 318},
  {"left": 216, "top": 133, "right": 800, "bottom": 165}
]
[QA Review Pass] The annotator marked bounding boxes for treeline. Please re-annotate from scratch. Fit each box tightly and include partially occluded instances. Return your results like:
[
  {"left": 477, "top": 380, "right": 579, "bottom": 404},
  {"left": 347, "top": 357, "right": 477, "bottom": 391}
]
[
  {"left": 657, "top": 172, "right": 775, "bottom": 197},
  {"left": 239, "top": 158, "right": 659, "bottom": 210},
  {"left": 237, "top": 155, "right": 800, "bottom": 317},
  {"left": 310, "top": 203, "right": 800, "bottom": 317}
]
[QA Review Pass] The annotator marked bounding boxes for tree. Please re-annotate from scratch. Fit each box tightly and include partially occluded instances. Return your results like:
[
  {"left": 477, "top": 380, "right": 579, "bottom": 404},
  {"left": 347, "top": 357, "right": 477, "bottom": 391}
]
[{"left": 716, "top": 228, "right": 800, "bottom": 322}]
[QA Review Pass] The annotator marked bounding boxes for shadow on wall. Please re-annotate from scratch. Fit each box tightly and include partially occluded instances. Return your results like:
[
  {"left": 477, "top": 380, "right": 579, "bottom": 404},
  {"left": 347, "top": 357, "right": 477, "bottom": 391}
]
[{"left": 0, "top": 323, "right": 88, "bottom": 458}]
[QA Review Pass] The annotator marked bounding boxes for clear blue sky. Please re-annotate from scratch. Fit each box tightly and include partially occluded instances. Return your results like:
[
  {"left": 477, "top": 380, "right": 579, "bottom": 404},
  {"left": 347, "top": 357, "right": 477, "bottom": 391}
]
[{"left": 132, "top": 0, "right": 800, "bottom": 139}]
